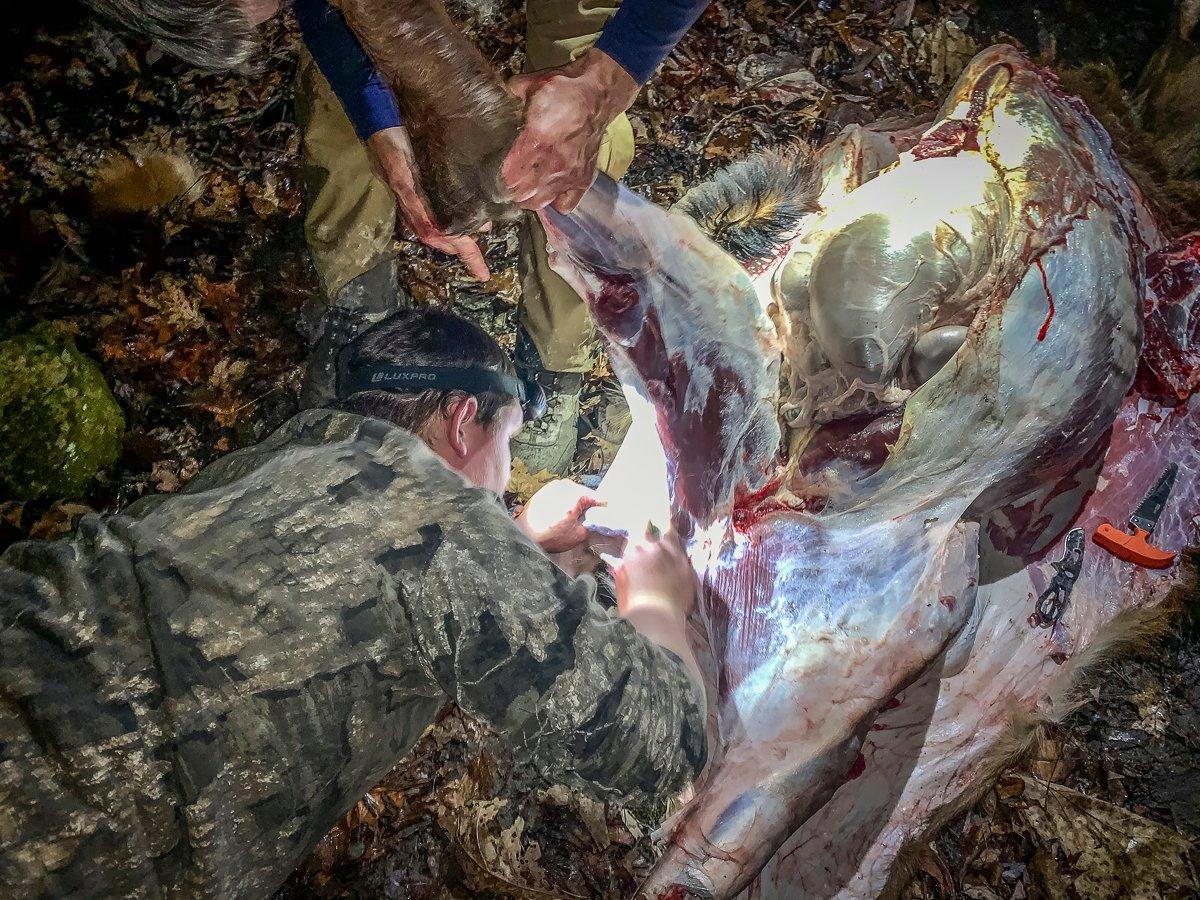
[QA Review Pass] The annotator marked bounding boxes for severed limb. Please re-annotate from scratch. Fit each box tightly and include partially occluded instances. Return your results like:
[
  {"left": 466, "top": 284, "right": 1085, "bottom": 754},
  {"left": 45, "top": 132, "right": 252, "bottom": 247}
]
[{"left": 330, "top": 0, "right": 521, "bottom": 233}]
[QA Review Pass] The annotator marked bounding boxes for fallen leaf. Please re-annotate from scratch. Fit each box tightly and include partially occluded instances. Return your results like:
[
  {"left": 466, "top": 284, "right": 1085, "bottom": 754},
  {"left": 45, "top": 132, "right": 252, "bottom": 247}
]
[
  {"left": 507, "top": 458, "right": 555, "bottom": 504},
  {"left": 28, "top": 502, "right": 93, "bottom": 541},
  {"left": 1013, "top": 774, "right": 1196, "bottom": 899}
]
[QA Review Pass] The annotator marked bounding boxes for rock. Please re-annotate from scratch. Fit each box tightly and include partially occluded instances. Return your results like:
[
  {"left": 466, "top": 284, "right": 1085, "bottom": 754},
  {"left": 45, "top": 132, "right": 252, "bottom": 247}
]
[{"left": 0, "top": 323, "right": 124, "bottom": 500}]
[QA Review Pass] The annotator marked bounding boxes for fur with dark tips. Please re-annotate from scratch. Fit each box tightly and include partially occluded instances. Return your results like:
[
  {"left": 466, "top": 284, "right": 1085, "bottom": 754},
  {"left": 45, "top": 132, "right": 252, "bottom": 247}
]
[{"left": 671, "top": 147, "right": 823, "bottom": 267}]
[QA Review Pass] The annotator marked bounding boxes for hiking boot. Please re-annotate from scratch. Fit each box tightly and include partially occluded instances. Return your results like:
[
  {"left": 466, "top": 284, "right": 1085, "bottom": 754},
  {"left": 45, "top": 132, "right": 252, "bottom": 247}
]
[
  {"left": 598, "top": 382, "right": 632, "bottom": 445},
  {"left": 299, "top": 259, "right": 411, "bottom": 409},
  {"left": 510, "top": 369, "right": 584, "bottom": 476}
]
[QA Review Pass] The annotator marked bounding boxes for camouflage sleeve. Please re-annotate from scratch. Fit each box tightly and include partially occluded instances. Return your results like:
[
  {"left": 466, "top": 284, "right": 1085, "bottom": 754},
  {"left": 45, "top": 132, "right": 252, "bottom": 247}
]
[{"left": 406, "top": 493, "right": 707, "bottom": 809}]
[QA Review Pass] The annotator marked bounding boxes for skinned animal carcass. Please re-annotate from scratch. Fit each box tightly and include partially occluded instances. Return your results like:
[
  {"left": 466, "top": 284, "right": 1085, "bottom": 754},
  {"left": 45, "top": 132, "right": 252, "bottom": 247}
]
[{"left": 542, "top": 45, "right": 1199, "bottom": 899}]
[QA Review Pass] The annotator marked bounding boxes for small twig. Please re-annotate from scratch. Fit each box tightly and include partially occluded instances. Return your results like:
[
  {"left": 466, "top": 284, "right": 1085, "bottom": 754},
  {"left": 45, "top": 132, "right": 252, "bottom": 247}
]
[
  {"left": 209, "top": 92, "right": 287, "bottom": 128},
  {"left": 786, "top": 0, "right": 814, "bottom": 22}
]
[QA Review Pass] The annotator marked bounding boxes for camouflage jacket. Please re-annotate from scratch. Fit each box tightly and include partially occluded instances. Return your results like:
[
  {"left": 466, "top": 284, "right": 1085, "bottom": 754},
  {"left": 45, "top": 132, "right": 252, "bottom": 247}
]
[{"left": 0, "top": 409, "right": 706, "bottom": 899}]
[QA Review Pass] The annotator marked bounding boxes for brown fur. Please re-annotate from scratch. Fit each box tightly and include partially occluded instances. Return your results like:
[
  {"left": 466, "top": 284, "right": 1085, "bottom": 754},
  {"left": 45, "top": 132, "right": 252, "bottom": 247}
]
[
  {"left": 881, "top": 548, "right": 1197, "bottom": 898},
  {"left": 1059, "top": 63, "right": 1200, "bottom": 235},
  {"left": 332, "top": 0, "right": 521, "bottom": 234},
  {"left": 89, "top": 148, "right": 202, "bottom": 215},
  {"left": 672, "top": 147, "right": 822, "bottom": 266}
]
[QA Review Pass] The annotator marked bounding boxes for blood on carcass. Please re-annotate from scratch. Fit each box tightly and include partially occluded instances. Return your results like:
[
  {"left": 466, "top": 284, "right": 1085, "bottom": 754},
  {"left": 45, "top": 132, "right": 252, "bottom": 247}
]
[
  {"left": 543, "top": 45, "right": 1196, "bottom": 900},
  {"left": 1034, "top": 258, "right": 1056, "bottom": 341},
  {"left": 732, "top": 477, "right": 787, "bottom": 532},
  {"left": 1136, "top": 233, "right": 1200, "bottom": 404},
  {"left": 595, "top": 271, "right": 641, "bottom": 317},
  {"left": 842, "top": 753, "right": 867, "bottom": 784},
  {"left": 909, "top": 62, "right": 1011, "bottom": 161},
  {"left": 731, "top": 499, "right": 792, "bottom": 533}
]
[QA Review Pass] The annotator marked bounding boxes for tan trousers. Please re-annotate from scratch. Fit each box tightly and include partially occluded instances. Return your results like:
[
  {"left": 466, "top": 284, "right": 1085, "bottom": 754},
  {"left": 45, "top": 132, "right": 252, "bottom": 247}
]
[{"left": 296, "top": 0, "right": 636, "bottom": 374}]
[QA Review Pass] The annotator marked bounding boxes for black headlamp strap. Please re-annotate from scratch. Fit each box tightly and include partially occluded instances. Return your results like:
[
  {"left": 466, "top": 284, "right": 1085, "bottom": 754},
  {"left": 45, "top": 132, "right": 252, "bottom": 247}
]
[{"left": 340, "top": 363, "right": 527, "bottom": 403}]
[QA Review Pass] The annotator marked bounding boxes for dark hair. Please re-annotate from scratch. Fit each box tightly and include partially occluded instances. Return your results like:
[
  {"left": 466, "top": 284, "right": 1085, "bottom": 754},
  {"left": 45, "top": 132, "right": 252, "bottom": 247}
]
[
  {"left": 339, "top": 309, "right": 518, "bottom": 433},
  {"left": 672, "top": 147, "right": 821, "bottom": 267},
  {"left": 84, "top": 0, "right": 257, "bottom": 71}
]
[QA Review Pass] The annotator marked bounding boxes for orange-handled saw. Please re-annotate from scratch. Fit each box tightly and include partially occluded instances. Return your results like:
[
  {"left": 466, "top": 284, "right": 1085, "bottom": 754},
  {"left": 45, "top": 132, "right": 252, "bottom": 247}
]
[{"left": 1093, "top": 463, "right": 1179, "bottom": 569}]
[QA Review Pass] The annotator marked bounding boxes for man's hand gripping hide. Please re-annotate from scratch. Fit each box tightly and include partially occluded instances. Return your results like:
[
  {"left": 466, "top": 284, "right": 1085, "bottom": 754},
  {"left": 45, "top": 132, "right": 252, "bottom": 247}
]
[
  {"left": 502, "top": 48, "right": 639, "bottom": 214},
  {"left": 366, "top": 127, "right": 492, "bottom": 281}
]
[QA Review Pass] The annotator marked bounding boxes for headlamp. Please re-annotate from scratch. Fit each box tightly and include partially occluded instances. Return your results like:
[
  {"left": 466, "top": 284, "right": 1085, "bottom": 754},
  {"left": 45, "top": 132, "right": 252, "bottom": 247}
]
[{"left": 337, "top": 358, "right": 547, "bottom": 424}]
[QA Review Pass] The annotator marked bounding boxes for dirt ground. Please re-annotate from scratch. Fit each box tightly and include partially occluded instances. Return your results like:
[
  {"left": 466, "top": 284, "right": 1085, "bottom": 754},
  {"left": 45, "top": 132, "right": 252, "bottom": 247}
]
[{"left": 1, "top": 0, "right": 1196, "bottom": 897}]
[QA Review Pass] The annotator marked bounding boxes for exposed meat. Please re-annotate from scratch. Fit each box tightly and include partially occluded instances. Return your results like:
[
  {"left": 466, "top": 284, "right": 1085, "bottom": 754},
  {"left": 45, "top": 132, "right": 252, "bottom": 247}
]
[
  {"left": 1137, "top": 233, "right": 1200, "bottom": 403},
  {"left": 540, "top": 176, "right": 781, "bottom": 528},
  {"left": 542, "top": 45, "right": 1196, "bottom": 900},
  {"left": 760, "top": 389, "right": 1200, "bottom": 900}
]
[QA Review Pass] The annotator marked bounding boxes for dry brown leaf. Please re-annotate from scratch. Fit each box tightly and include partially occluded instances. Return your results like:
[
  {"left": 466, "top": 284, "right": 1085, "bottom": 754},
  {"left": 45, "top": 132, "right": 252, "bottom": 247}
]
[
  {"left": 913, "top": 842, "right": 955, "bottom": 896},
  {"left": 1131, "top": 683, "right": 1169, "bottom": 740},
  {"left": 1029, "top": 736, "right": 1072, "bottom": 782},
  {"left": 1, "top": 501, "right": 23, "bottom": 529},
  {"left": 485, "top": 267, "right": 520, "bottom": 307},
  {"left": 432, "top": 773, "right": 565, "bottom": 898},
  {"left": 918, "top": 19, "right": 978, "bottom": 87},
  {"left": 1013, "top": 774, "right": 1196, "bottom": 899},
  {"left": 507, "top": 458, "right": 555, "bottom": 504},
  {"left": 28, "top": 502, "right": 93, "bottom": 541},
  {"left": 151, "top": 460, "right": 182, "bottom": 493}
]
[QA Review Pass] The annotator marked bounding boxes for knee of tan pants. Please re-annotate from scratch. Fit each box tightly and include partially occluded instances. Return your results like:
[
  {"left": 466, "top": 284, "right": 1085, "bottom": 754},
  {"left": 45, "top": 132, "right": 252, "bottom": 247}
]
[
  {"left": 518, "top": 0, "right": 635, "bottom": 374},
  {"left": 525, "top": 0, "right": 621, "bottom": 71},
  {"left": 295, "top": 49, "right": 398, "bottom": 301}
]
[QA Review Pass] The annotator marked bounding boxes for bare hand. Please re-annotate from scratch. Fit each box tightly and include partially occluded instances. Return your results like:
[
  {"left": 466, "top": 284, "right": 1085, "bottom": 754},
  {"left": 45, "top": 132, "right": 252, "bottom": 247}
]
[
  {"left": 516, "top": 479, "right": 605, "bottom": 554},
  {"left": 611, "top": 524, "right": 696, "bottom": 619},
  {"left": 501, "top": 49, "right": 639, "bottom": 214},
  {"left": 366, "top": 126, "right": 491, "bottom": 281}
]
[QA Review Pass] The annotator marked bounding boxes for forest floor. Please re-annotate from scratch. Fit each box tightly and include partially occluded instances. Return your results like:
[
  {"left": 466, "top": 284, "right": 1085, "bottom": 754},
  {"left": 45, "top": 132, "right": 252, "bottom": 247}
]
[{"left": 1, "top": 0, "right": 1197, "bottom": 897}]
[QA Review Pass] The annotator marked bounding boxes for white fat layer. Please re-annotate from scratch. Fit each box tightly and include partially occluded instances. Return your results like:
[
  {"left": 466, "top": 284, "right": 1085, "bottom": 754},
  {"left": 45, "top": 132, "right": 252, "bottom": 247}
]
[{"left": 543, "top": 44, "right": 1183, "bottom": 900}]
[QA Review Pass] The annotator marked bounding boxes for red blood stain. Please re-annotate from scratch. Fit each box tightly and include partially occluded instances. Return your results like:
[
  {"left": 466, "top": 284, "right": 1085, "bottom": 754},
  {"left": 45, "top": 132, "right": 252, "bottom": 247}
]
[
  {"left": 1135, "top": 233, "right": 1200, "bottom": 404},
  {"left": 911, "top": 120, "right": 979, "bottom": 160},
  {"left": 594, "top": 272, "right": 640, "bottom": 317},
  {"left": 842, "top": 752, "right": 867, "bottom": 783},
  {"left": 910, "top": 63, "right": 1010, "bottom": 160},
  {"left": 732, "top": 499, "right": 792, "bottom": 533},
  {"left": 735, "top": 476, "right": 783, "bottom": 508},
  {"left": 939, "top": 595, "right": 957, "bottom": 612},
  {"left": 884, "top": 697, "right": 903, "bottom": 710},
  {"left": 1034, "top": 258, "right": 1055, "bottom": 341},
  {"left": 871, "top": 723, "right": 888, "bottom": 731},
  {"left": 732, "top": 477, "right": 788, "bottom": 532}
]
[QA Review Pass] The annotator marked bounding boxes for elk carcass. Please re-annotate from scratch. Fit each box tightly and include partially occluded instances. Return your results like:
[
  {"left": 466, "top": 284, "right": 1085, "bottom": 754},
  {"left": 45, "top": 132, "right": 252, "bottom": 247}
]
[{"left": 542, "top": 45, "right": 1200, "bottom": 900}]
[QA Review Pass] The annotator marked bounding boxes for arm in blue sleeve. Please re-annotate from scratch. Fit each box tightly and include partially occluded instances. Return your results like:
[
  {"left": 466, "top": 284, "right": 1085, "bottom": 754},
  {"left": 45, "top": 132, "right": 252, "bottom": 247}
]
[
  {"left": 292, "top": 0, "right": 403, "bottom": 141},
  {"left": 594, "top": 0, "right": 710, "bottom": 85}
]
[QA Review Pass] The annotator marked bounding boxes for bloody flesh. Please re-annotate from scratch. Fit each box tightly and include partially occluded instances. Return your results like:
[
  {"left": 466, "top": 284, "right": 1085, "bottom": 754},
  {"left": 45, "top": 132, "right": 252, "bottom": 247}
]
[{"left": 543, "top": 45, "right": 1197, "bottom": 900}]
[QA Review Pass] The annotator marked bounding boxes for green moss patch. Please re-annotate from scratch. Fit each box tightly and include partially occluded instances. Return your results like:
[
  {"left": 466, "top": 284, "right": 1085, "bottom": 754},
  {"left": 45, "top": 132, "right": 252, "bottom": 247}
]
[{"left": 0, "top": 323, "right": 124, "bottom": 500}]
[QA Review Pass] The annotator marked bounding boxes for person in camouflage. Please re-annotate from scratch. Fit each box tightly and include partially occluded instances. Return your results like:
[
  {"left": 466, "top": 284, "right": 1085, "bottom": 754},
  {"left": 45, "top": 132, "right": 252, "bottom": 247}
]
[{"left": 0, "top": 309, "right": 706, "bottom": 898}]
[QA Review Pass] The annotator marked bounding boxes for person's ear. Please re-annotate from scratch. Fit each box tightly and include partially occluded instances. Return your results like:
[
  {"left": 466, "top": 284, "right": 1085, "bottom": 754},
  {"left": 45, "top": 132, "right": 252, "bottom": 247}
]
[{"left": 447, "top": 395, "right": 480, "bottom": 458}]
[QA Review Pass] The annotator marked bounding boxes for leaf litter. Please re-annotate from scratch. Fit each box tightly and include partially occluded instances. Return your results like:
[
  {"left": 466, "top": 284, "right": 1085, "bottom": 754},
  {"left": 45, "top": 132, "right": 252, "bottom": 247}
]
[{"left": 1, "top": 1, "right": 1195, "bottom": 896}]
